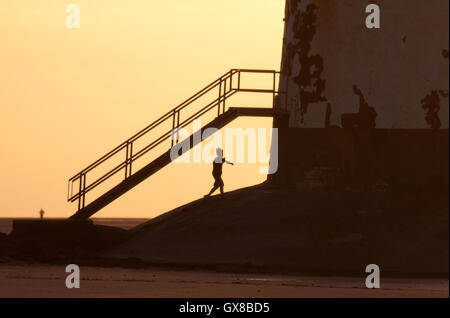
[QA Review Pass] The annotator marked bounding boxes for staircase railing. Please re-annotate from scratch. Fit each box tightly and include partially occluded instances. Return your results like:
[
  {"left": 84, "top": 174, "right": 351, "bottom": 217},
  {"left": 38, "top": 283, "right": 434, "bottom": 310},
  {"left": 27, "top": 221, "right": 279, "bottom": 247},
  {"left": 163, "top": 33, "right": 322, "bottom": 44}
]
[{"left": 68, "top": 69, "right": 280, "bottom": 212}]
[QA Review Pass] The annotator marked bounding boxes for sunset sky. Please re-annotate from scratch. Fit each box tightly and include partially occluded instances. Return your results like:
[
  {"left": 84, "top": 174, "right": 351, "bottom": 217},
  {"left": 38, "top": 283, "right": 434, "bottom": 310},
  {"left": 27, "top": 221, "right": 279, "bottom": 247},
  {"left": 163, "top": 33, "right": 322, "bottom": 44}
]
[{"left": 0, "top": 1, "right": 285, "bottom": 218}]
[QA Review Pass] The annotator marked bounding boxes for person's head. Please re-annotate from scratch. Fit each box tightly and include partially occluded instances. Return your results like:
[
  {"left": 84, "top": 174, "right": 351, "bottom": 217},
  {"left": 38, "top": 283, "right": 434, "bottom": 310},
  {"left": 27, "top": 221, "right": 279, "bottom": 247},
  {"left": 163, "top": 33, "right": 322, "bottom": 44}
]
[{"left": 216, "top": 148, "right": 223, "bottom": 157}]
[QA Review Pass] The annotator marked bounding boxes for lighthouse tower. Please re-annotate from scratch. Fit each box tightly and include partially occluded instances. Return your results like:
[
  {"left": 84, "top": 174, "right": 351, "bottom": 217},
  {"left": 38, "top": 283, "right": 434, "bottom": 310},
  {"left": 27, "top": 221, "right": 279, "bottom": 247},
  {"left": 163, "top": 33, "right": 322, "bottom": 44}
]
[{"left": 274, "top": 0, "right": 449, "bottom": 190}]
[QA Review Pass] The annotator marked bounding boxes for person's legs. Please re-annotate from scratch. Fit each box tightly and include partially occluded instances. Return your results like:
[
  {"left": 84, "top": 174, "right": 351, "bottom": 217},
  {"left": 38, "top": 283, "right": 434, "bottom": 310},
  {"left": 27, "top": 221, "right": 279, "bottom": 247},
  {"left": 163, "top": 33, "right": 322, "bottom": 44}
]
[
  {"left": 219, "top": 178, "right": 224, "bottom": 194},
  {"left": 205, "top": 185, "right": 218, "bottom": 197},
  {"left": 205, "top": 177, "right": 221, "bottom": 197}
]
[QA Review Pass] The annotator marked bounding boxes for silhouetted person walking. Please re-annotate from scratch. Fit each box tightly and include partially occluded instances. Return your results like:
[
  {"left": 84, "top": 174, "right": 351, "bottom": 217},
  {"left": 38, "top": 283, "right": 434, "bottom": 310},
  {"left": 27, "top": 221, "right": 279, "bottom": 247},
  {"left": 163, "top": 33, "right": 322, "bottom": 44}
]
[{"left": 205, "top": 148, "right": 233, "bottom": 197}]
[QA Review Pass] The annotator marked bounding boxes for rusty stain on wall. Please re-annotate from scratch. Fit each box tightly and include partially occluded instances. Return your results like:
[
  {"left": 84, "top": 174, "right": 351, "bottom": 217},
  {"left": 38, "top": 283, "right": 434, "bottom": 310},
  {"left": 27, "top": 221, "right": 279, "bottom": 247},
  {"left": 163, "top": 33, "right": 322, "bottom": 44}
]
[
  {"left": 291, "top": 2, "right": 327, "bottom": 123},
  {"left": 420, "top": 50, "right": 449, "bottom": 129},
  {"left": 421, "top": 90, "right": 449, "bottom": 130},
  {"left": 341, "top": 85, "right": 378, "bottom": 129}
]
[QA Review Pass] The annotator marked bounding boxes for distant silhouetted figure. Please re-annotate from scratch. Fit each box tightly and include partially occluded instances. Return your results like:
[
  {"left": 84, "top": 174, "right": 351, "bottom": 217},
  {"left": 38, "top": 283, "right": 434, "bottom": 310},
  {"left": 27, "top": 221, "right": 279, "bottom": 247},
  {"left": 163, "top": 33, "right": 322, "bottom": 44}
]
[
  {"left": 204, "top": 148, "right": 233, "bottom": 197},
  {"left": 39, "top": 209, "right": 45, "bottom": 220}
]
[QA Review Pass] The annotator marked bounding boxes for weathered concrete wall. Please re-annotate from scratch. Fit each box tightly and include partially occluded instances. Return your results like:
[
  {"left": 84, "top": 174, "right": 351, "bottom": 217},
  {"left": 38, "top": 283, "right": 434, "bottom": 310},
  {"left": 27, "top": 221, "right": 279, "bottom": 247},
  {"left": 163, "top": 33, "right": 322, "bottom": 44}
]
[
  {"left": 271, "top": 127, "right": 449, "bottom": 191},
  {"left": 278, "top": 0, "right": 449, "bottom": 129}
]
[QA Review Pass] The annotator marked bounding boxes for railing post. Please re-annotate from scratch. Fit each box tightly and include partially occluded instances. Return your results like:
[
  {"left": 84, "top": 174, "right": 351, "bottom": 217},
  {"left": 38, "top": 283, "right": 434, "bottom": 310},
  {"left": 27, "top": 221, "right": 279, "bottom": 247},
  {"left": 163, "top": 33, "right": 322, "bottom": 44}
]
[
  {"left": 78, "top": 173, "right": 86, "bottom": 211},
  {"left": 125, "top": 144, "right": 129, "bottom": 179},
  {"left": 82, "top": 174, "right": 86, "bottom": 208},
  {"left": 125, "top": 142, "right": 133, "bottom": 179},
  {"left": 171, "top": 110, "right": 176, "bottom": 147},
  {"left": 77, "top": 175, "right": 82, "bottom": 211},
  {"left": 229, "top": 70, "right": 233, "bottom": 91},
  {"left": 218, "top": 79, "right": 222, "bottom": 116},
  {"left": 176, "top": 110, "right": 180, "bottom": 144},
  {"left": 273, "top": 71, "right": 276, "bottom": 107},
  {"left": 222, "top": 78, "right": 227, "bottom": 113},
  {"left": 129, "top": 142, "right": 133, "bottom": 176},
  {"left": 238, "top": 71, "right": 241, "bottom": 90},
  {"left": 68, "top": 180, "right": 71, "bottom": 202}
]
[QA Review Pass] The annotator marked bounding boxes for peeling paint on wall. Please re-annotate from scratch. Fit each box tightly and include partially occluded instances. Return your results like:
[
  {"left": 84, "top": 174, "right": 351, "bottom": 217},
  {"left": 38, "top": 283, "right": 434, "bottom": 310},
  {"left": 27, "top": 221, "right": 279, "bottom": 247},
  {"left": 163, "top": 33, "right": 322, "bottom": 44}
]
[
  {"left": 279, "top": 0, "right": 326, "bottom": 127},
  {"left": 420, "top": 49, "right": 450, "bottom": 129},
  {"left": 421, "top": 90, "right": 442, "bottom": 129},
  {"left": 291, "top": 3, "right": 327, "bottom": 124},
  {"left": 278, "top": 0, "right": 449, "bottom": 129},
  {"left": 421, "top": 90, "right": 449, "bottom": 130},
  {"left": 341, "top": 85, "right": 378, "bottom": 129}
]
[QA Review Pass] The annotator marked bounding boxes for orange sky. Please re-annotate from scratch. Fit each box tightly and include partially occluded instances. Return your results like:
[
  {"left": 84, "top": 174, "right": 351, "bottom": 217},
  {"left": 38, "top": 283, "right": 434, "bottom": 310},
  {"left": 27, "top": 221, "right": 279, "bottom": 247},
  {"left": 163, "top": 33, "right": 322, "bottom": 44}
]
[{"left": 0, "top": 1, "right": 284, "bottom": 218}]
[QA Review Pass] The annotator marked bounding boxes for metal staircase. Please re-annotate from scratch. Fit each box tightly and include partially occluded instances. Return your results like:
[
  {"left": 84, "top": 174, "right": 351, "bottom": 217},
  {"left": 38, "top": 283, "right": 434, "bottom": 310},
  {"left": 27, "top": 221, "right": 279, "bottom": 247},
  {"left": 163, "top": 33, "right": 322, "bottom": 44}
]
[{"left": 68, "top": 69, "right": 285, "bottom": 219}]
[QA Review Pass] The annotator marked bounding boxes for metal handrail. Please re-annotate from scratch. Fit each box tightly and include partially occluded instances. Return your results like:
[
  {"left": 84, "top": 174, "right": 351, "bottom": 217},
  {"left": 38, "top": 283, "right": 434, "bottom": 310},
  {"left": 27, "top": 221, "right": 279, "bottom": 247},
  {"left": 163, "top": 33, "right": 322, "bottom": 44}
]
[{"left": 68, "top": 69, "right": 280, "bottom": 210}]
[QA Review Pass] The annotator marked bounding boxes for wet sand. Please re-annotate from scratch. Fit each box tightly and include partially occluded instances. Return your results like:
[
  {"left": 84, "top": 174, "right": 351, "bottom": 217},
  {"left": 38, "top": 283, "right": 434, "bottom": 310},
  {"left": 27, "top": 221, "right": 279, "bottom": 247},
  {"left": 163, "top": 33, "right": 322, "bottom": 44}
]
[{"left": 0, "top": 264, "right": 447, "bottom": 298}]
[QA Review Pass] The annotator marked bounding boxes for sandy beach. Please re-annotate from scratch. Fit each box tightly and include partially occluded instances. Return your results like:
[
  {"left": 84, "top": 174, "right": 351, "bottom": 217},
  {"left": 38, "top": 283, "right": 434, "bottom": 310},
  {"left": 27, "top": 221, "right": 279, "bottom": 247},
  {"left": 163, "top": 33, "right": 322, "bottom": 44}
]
[{"left": 0, "top": 264, "right": 447, "bottom": 298}]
